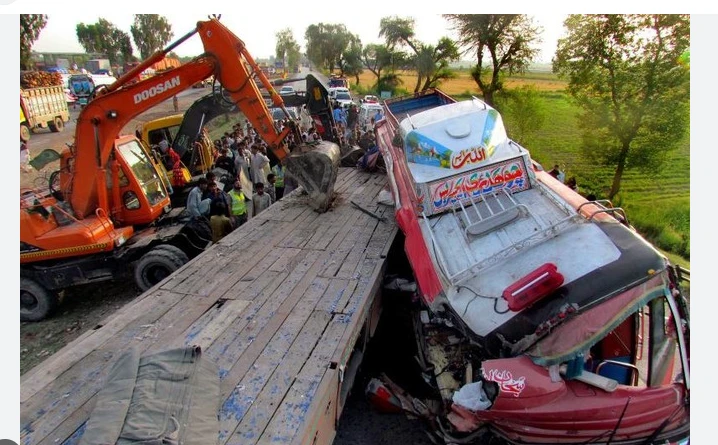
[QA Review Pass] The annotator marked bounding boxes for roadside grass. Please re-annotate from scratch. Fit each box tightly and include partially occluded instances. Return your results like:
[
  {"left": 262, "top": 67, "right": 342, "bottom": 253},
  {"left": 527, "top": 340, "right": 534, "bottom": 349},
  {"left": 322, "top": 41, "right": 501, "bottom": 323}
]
[{"left": 205, "top": 111, "right": 246, "bottom": 140}]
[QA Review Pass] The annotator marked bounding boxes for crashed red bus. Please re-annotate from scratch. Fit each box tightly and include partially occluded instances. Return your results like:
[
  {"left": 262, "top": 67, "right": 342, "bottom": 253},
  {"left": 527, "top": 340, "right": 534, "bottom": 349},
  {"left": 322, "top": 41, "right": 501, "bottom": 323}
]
[{"left": 373, "top": 89, "right": 690, "bottom": 444}]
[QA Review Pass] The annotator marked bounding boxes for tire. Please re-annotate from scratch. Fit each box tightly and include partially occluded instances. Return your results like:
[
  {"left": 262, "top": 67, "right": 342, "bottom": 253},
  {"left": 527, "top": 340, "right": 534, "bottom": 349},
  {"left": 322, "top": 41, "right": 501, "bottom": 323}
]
[
  {"left": 183, "top": 217, "right": 213, "bottom": 244},
  {"left": 20, "top": 123, "right": 31, "bottom": 142},
  {"left": 21, "top": 278, "right": 59, "bottom": 322},
  {"left": 49, "top": 117, "right": 65, "bottom": 133},
  {"left": 134, "top": 246, "right": 189, "bottom": 292},
  {"left": 148, "top": 244, "right": 189, "bottom": 263}
]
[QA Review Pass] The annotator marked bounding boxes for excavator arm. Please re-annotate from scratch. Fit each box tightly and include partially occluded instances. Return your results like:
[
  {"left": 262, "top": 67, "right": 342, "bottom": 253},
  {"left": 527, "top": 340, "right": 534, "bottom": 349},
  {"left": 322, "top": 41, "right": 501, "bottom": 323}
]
[{"left": 66, "top": 17, "right": 338, "bottom": 220}]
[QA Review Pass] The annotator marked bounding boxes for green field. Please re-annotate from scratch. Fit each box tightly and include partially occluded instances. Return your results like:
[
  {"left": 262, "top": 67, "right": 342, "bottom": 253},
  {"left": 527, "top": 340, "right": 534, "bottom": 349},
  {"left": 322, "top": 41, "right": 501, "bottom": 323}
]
[{"left": 494, "top": 90, "right": 690, "bottom": 262}]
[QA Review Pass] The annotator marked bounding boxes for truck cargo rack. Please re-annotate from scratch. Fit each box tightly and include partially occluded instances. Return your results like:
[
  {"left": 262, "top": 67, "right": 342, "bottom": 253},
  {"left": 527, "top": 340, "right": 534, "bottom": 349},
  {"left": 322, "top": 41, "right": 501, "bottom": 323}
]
[{"left": 422, "top": 188, "right": 582, "bottom": 286}]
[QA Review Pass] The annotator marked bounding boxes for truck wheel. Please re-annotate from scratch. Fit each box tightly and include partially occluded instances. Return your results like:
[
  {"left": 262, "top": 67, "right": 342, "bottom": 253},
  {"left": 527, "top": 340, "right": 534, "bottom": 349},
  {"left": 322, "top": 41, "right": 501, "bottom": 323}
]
[
  {"left": 134, "top": 246, "right": 189, "bottom": 292},
  {"left": 182, "top": 217, "right": 213, "bottom": 244},
  {"left": 21, "top": 278, "right": 59, "bottom": 322},
  {"left": 21, "top": 124, "right": 31, "bottom": 142},
  {"left": 149, "top": 244, "right": 189, "bottom": 263},
  {"left": 49, "top": 117, "right": 65, "bottom": 133}
]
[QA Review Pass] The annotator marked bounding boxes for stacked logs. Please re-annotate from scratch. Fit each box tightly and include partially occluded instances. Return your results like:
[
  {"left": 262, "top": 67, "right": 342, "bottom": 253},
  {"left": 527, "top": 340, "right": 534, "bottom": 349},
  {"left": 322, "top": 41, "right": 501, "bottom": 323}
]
[{"left": 21, "top": 71, "right": 64, "bottom": 89}]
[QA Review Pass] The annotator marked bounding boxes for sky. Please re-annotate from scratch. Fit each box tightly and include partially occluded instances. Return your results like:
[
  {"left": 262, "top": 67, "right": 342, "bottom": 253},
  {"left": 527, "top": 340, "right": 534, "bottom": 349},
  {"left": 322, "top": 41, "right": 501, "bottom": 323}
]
[{"left": 31, "top": 13, "right": 568, "bottom": 64}]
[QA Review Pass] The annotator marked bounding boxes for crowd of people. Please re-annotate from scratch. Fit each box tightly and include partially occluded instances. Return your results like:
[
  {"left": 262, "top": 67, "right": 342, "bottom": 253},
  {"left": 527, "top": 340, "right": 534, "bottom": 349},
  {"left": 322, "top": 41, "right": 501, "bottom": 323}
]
[{"left": 181, "top": 119, "right": 307, "bottom": 244}]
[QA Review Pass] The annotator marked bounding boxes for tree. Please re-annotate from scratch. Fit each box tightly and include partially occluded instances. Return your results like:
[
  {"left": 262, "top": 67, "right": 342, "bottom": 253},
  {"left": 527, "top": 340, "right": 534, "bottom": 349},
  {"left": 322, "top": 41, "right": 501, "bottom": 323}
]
[
  {"left": 379, "top": 16, "right": 458, "bottom": 93},
  {"left": 418, "top": 37, "right": 460, "bottom": 91},
  {"left": 304, "top": 23, "right": 353, "bottom": 72},
  {"left": 339, "top": 34, "right": 364, "bottom": 84},
  {"left": 275, "top": 28, "right": 301, "bottom": 71},
  {"left": 500, "top": 85, "right": 546, "bottom": 146},
  {"left": 76, "top": 18, "right": 133, "bottom": 66},
  {"left": 361, "top": 44, "right": 394, "bottom": 87},
  {"left": 554, "top": 14, "right": 690, "bottom": 199},
  {"left": 130, "top": 14, "right": 173, "bottom": 60},
  {"left": 20, "top": 14, "right": 48, "bottom": 70},
  {"left": 444, "top": 14, "right": 541, "bottom": 106}
]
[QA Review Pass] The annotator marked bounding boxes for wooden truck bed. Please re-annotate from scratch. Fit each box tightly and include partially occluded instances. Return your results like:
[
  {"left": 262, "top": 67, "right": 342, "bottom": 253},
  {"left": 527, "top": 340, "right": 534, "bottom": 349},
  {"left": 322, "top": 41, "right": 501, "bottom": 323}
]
[{"left": 21, "top": 168, "right": 398, "bottom": 445}]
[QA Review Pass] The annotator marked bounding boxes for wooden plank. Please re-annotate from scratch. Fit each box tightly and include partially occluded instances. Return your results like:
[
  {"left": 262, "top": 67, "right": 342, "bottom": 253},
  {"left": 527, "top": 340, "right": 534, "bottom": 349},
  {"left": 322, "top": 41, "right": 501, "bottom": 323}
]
[
  {"left": 188, "top": 299, "right": 251, "bottom": 350},
  {"left": 225, "top": 310, "right": 333, "bottom": 445},
  {"left": 22, "top": 290, "right": 223, "bottom": 445},
  {"left": 259, "top": 316, "right": 349, "bottom": 444},
  {"left": 216, "top": 274, "right": 329, "bottom": 397},
  {"left": 207, "top": 211, "right": 320, "bottom": 298},
  {"left": 221, "top": 307, "right": 332, "bottom": 445},
  {"left": 204, "top": 250, "right": 320, "bottom": 376},
  {"left": 290, "top": 369, "right": 338, "bottom": 445},
  {"left": 336, "top": 215, "right": 381, "bottom": 279},
  {"left": 268, "top": 248, "right": 304, "bottom": 273},
  {"left": 20, "top": 288, "right": 185, "bottom": 403},
  {"left": 314, "top": 278, "right": 356, "bottom": 315}
]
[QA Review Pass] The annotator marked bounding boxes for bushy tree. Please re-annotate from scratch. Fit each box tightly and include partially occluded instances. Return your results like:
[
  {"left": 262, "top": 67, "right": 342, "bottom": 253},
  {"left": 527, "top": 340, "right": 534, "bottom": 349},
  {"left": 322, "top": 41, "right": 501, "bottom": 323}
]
[
  {"left": 361, "top": 44, "right": 392, "bottom": 87},
  {"left": 379, "top": 16, "right": 459, "bottom": 92},
  {"left": 20, "top": 14, "right": 48, "bottom": 70},
  {"left": 304, "top": 23, "right": 353, "bottom": 72},
  {"left": 76, "top": 18, "right": 133, "bottom": 65},
  {"left": 339, "top": 34, "right": 363, "bottom": 83},
  {"left": 500, "top": 85, "right": 546, "bottom": 146},
  {"left": 444, "top": 14, "right": 541, "bottom": 106},
  {"left": 130, "top": 14, "right": 173, "bottom": 60},
  {"left": 554, "top": 14, "right": 690, "bottom": 199},
  {"left": 275, "top": 28, "right": 301, "bottom": 72}
]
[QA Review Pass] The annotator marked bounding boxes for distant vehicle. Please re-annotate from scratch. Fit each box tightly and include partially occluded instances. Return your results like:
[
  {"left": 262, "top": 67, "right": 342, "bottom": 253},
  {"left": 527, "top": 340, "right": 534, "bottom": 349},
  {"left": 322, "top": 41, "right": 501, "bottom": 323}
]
[
  {"left": 328, "top": 76, "right": 348, "bottom": 88},
  {"left": 362, "top": 95, "right": 379, "bottom": 104},
  {"left": 358, "top": 103, "right": 384, "bottom": 127},
  {"left": 269, "top": 106, "right": 298, "bottom": 121},
  {"left": 328, "top": 87, "right": 350, "bottom": 101},
  {"left": 279, "top": 86, "right": 295, "bottom": 95},
  {"left": 68, "top": 74, "right": 94, "bottom": 106},
  {"left": 86, "top": 58, "right": 111, "bottom": 75},
  {"left": 93, "top": 69, "right": 113, "bottom": 76},
  {"left": 91, "top": 73, "right": 117, "bottom": 88},
  {"left": 20, "top": 85, "right": 70, "bottom": 141},
  {"left": 334, "top": 91, "right": 354, "bottom": 109},
  {"left": 46, "top": 67, "right": 69, "bottom": 74}
]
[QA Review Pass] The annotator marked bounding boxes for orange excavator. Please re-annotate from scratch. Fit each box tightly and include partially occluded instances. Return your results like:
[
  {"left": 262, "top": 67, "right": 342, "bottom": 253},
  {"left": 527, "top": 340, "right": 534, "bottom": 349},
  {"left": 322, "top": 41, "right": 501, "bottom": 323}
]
[{"left": 20, "top": 16, "right": 341, "bottom": 321}]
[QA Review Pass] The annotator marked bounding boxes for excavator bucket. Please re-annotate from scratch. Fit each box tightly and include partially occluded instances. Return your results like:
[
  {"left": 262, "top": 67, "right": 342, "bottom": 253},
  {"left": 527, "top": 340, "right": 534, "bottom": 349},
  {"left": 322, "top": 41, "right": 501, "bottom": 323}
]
[{"left": 286, "top": 141, "right": 341, "bottom": 212}]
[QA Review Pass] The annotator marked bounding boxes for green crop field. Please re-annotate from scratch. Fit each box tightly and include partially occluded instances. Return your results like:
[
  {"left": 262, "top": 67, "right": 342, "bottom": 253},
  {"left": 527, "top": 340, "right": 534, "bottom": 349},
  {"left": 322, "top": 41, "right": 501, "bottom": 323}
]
[{"left": 500, "top": 91, "right": 690, "bottom": 261}]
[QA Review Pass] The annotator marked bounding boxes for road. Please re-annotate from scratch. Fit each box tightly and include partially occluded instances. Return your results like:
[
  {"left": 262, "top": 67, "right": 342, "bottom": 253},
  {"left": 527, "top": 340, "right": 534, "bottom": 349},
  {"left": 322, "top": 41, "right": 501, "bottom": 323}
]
[{"left": 20, "top": 73, "right": 433, "bottom": 443}]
